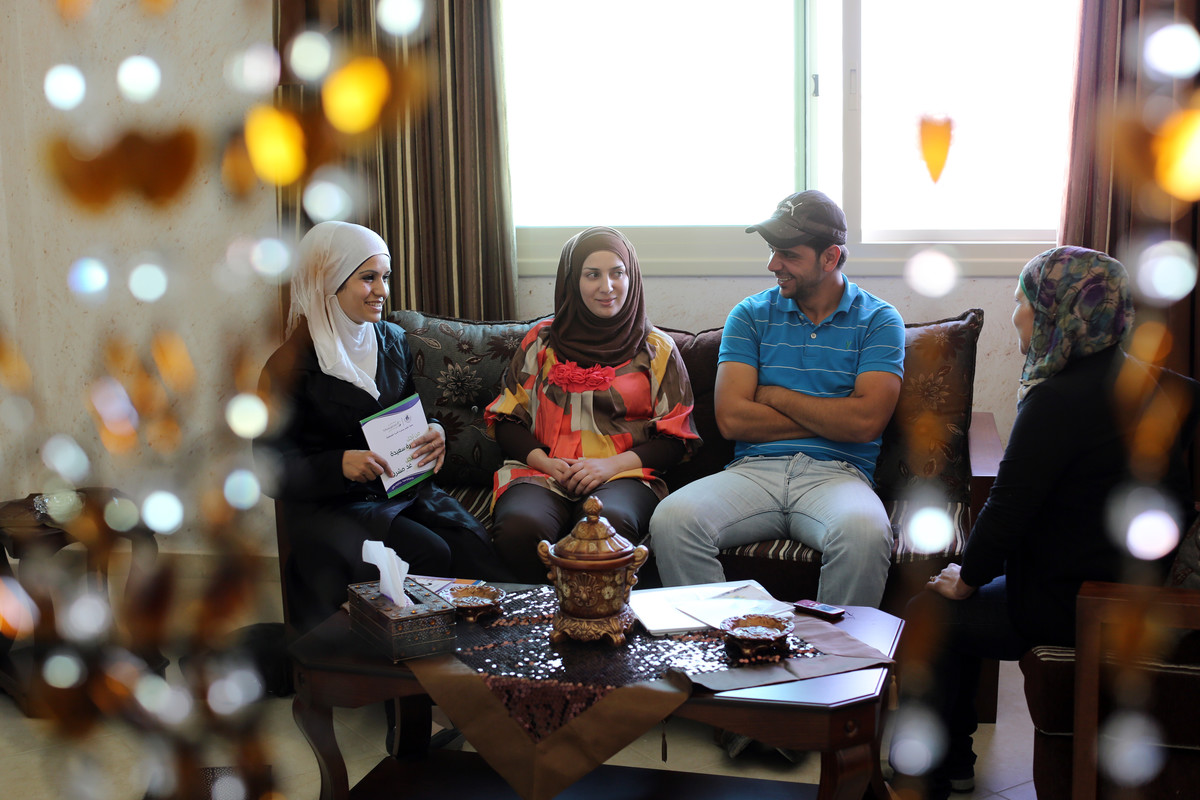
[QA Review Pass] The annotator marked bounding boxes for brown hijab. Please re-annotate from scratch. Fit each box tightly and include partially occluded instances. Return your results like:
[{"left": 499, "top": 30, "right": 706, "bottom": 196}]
[{"left": 547, "top": 226, "right": 650, "bottom": 367}]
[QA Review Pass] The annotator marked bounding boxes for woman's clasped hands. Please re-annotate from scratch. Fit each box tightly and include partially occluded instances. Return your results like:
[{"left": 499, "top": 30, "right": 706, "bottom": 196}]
[{"left": 526, "top": 449, "right": 634, "bottom": 497}]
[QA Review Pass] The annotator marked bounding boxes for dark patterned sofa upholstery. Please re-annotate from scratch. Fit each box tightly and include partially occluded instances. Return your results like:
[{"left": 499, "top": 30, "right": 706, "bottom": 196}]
[{"left": 389, "top": 307, "right": 996, "bottom": 617}]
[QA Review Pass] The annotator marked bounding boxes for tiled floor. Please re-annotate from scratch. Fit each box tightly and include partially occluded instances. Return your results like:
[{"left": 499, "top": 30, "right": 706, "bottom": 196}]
[{"left": 0, "top": 655, "right": 1037, "bottom": 799}]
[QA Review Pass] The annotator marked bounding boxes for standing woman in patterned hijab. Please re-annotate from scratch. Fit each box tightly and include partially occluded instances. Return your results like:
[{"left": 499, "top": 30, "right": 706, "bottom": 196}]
[
  {"left": 892, "top": 247, "right": 1196, "bottom": 799},
  {"left": 485, "top": 226, "right": 701, "bottom": 583}
]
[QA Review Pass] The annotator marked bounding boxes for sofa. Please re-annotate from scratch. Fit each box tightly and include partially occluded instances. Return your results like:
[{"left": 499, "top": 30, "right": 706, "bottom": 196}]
[{"left": 389, "top": 306, "right": 999, "bottom": 618}]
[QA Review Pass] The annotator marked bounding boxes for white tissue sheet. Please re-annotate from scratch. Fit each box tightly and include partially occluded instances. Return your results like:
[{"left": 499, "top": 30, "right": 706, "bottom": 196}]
[{"left": 361, "top": 540, "right": 413, "bottom": 607}]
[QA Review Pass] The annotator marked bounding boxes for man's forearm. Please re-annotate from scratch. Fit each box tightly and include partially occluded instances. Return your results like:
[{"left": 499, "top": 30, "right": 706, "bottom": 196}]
[
  {"left": 715, "top": 393, "right": 815, "bottom": 442},
  {"left": 755, "top": 384, "right": 886, "bottom": 443}
]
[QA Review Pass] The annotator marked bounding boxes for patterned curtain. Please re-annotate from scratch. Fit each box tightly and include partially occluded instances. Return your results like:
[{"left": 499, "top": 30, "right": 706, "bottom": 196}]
[{"left": 275, "top": 0, "right": 517, "bottom": 321}]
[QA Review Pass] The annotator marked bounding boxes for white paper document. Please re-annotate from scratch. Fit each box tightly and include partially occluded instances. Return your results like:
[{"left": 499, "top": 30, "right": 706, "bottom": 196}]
[
  {"left": 360, "top": 393, "right": 435, "bottom": 498},
  {"left": 629, "top": 580, "right": 792, "bottom": 636}
]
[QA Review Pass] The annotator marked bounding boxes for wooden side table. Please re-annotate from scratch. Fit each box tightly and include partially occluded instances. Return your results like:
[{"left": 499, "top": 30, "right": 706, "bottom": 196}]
[{"left": 0, "top": 487, "right": 165, "bottom": 716}]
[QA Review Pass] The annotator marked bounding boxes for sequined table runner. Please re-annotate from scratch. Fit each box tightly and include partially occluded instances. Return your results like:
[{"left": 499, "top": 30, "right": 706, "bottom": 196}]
[{"left": 405, "top": 586, "right": 893, "bottom": 800}]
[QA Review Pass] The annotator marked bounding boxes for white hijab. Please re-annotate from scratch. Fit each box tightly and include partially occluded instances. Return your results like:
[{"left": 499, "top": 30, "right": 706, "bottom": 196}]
[{"left": 287, "top": 221, "right": 391, "bottom": 400}]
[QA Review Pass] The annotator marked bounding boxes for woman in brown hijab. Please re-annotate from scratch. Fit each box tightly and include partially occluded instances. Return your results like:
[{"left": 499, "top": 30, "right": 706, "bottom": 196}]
[{"left": 485, "top": 227, "right": 700, "bottom": 583}]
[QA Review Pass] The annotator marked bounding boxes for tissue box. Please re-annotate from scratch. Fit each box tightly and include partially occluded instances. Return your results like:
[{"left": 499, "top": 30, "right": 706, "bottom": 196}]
[{"left": 347, "top": 579, "right": 456, "bottom": 662}]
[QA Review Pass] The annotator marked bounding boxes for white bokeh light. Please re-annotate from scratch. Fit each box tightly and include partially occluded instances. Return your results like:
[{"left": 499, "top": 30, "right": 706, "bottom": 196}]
[
  {"left": 303, "top": 165, "right": 365, "bottom": 223},
  {"left": 226, "top": 393, "right": 269, "bottom": 439},
  {"left": 903, "top": 249, "right": 960, "bottom": 298},
  {"left": 287, "top": 31, "right": 333, "bottom": 82},
  {"left": 59, "top": 591, "right": 112, "bottom": 642},
  {"left": 129, "top": 262, "right": 169, "bottom": 302},
  {"left": 303, "top": 178, "right": 354, "bottom": 222},
  {"left": 223, "top": 469, "right": 262, "bottom": 510},
  {"left": 1135, "top": 240, "right": 1198, "bottom": 306},
  {"left": 224, "top": 42, "right": 281, "bottom": 94},
  {"left": 1146, "top": 23, "right": 1200, "bottom": 80},
  {"left": 1126, "top": 509, "right": 1180, "bottom": 560},
  {"left": 43, "top": 650, "right": 87, "bottom": 689},
  {"left": 142, "top": 490, "right": 184, "bottom": 534},
  {"left": 45, "top": 64, "right": 87, "bottom": 110},
  {"left": 69, "top": 257, "right": 109, "bottom": 297},
  {"left": 906, "top": 505, "right": 955, "bottom": 554},
  {"left": 42, "top": 434, "right": 90, "bottom": 483},
  {"left": 207, "top": 666, "right": 264, "bottom": 716},
  {"left": 1100, "top": 710, "right": 1165, "bottom": 786},
  {"left": 377, "top": 0, "right": 425, "bottom": 37},
  {"left": 250, "top": 237, "right": 291, "bottom": 278},
  {"left": 1108, "top": 484, "right": 1182, "bottom": 559},
  {"left": 135, "top": 673, "right": 193, "bottom": 725},
  {"left": 104, "top": 496, "right": 140, "bottom": 532},
  {"left": 117, "top": 55, "right": 162, "bottom": 103},
  {"left": 889, "top": 704, "right": 946, "bottom": 777}
]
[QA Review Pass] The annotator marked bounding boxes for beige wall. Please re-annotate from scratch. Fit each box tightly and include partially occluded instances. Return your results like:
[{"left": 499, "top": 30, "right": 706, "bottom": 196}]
[{"left": 0, "top": 3, "right": 278, "bottom": 554}]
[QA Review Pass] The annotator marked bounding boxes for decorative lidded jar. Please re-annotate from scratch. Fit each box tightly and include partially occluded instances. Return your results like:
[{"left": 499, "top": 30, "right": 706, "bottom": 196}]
[{"left": 536, "top": 496, "right": 648, "bottom": 646}]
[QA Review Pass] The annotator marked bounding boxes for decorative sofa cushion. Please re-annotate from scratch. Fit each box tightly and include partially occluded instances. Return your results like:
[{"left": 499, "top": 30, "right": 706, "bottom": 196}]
[
  {"left": 874, "top": 308, "right": 984, "bottom": 505},
  {"left": 388, "top": 309, "right": 546, "bottom": 488}
]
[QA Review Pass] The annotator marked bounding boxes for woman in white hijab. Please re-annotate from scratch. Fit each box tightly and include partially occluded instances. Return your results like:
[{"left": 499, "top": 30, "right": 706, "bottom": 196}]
[{"left": 255, "top": 221, "right": 511, "bottom": 633}]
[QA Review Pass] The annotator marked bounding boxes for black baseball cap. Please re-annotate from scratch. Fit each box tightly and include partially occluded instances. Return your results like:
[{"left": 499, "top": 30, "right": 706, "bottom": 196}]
[{"left": 746, "top": 190, "right": 848, "bottom": 249}]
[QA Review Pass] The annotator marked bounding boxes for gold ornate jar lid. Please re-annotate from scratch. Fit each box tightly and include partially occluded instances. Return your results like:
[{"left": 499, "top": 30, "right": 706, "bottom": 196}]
[{"left": 549, "top": 496, "right": 635, "bottom": 562}]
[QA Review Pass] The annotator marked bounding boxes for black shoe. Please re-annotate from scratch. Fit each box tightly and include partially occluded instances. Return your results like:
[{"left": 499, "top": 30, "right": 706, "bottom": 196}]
[{"left": 948, "top": 769, "right": 975, "bottom": 793}]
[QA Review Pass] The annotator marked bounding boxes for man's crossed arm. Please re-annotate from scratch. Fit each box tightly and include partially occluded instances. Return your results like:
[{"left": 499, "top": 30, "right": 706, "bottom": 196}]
[{"left": 714, "top": 361, "right": 901, "bottom": 444}]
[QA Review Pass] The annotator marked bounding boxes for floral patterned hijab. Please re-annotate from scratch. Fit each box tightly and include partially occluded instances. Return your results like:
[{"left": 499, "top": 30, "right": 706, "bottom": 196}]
[
  {"left": 1017, "top": 246, "right": 1134, "bottom": 404},
  {"left": 547, "top": 226, "right": 650, "bottom": 367}
]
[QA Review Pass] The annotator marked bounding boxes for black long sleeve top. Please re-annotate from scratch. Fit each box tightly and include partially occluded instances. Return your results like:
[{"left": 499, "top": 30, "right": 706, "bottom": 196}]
[{"left": 961, "top": 346, "right": 1194, "bottom": 645}]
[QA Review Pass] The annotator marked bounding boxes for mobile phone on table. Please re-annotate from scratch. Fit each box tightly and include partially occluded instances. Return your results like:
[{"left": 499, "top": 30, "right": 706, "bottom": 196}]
[{"left": 793, "top": 599, "right": 845, "bottom": 621}]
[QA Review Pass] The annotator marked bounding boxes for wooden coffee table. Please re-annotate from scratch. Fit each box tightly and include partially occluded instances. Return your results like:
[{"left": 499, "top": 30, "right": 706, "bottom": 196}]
[{"left": 289, "top": 599, "right": 901, "bottom": 800}]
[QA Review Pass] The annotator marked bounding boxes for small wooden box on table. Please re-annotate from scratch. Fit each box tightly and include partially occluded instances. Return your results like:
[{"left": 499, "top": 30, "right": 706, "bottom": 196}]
[{"left": 346, "top": 580, "right": 456, "bottom": 663}]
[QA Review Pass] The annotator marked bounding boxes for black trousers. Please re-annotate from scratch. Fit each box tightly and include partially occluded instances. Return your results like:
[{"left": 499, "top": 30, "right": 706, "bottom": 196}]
[
  {"left": 490, "top": 479, "right": 660, "bottom": 584},
  {"left": 893, "top": 577, "right": 1032, "bottom": 798}
]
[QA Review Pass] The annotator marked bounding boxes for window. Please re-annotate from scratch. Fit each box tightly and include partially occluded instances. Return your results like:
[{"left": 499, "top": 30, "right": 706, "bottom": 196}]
[
  {"left": 501, "top": 0, "right": 1081, "bottom": 276},
  {"left": 500, "top": 0, "right": 798, "bottom": 227},
  {"left": 853, "top": 0, "right": 1080, "bottom": 242}
]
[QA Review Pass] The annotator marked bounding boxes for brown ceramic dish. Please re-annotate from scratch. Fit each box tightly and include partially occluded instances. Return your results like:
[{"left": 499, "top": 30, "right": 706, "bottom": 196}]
[{"left": 447, "top": 584, "right": 506, "bottom": 622}]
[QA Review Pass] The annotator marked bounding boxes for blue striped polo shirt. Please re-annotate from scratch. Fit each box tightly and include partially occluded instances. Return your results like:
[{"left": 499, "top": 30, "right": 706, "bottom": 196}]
[{"left": 718, "top": 277, "right": 905, "bottom": 481}]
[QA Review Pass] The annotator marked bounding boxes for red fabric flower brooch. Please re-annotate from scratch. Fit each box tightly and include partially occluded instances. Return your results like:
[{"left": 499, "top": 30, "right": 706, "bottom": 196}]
[{"left": 548, "top": 361, "right": 616, "bottom": 392}]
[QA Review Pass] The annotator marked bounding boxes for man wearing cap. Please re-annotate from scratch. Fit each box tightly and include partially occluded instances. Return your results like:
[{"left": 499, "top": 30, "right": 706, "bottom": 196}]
[{"left": 649, "top": 191, "right": 904, "bottom": 607}]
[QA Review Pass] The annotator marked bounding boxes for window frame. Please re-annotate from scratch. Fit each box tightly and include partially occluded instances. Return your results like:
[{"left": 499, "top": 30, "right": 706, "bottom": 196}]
[{"left": 511, "top": 0, "right": 1069, "bottom": 279}]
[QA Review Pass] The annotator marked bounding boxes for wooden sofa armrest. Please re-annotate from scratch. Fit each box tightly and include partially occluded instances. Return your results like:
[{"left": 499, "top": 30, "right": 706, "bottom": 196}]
[
  {"left": 1072, "top": 581, "right": 1200, "bottom": 799},
  {"left": 968, "top": 411, "right": 1003, "bottom": 527}
]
